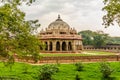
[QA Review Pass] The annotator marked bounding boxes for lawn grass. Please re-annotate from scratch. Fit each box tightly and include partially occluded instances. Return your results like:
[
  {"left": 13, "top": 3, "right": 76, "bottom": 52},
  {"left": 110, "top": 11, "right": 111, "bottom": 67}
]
[
  {"left": 40, "top": 53, "right": 90, "bottom": 57},
  {"left": 53, "top": 62, "right": 120, "bottom": 80},
  {"left": 40, "top": 51, "right": 115, "bottom": 57},
  {"left": 0, "top": 62, "right": 120, "bottom": 80},
  {"left": 84, "top": 51, "right": 115, "bottom": 55},
  {"left": 0, "top": 62, "right": 40, "bottom": 80}
]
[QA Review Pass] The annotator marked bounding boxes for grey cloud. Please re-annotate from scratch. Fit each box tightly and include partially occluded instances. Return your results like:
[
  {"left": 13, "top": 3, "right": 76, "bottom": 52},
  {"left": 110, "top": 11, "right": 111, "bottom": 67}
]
[
  {"left": 21, "top": 0, "right": 102, "bottom": 19},
  {"left": 19, "top": 0, "right": 120, "bottom": 36}
]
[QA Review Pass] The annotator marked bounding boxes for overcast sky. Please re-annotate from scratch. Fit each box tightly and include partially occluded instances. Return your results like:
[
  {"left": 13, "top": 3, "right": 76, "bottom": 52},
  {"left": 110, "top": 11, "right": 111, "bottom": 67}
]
[{"left": 20, "top": 0, "right": 120, "bottom": 37}]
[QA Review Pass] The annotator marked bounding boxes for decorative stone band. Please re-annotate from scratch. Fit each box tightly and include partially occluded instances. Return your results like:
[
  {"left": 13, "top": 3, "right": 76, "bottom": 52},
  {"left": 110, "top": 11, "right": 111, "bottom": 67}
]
[{"left": 39, "top": 35, "right": 82, "bottom": 40}]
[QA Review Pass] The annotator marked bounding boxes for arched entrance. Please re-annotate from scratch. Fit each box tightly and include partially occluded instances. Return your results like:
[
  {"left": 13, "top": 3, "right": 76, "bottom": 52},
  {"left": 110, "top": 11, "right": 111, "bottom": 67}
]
[
  {"left": 56, "top": 41, "right": 60, "bottom": 51},
  {"left": 49, "top": 42, "right": 52, "bottom": 51},
  {"left": 45, "top": 42, "right": 48, "bottom": 50},
  {"left": 62, "top": 42, "right": 66, "bottom": 51},
  {"left": 68, "top": 42, "right": 72, "bottom": 51}
]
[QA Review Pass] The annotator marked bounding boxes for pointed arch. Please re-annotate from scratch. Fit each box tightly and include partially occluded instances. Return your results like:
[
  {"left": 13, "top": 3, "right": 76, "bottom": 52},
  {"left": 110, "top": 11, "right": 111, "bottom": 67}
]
[
  {"left": 49, "top": 42, "right": 52, "bottom": 51},
  {"left": 62, "top": 42, "right": 66, "bottom": 51},
  {"left": 68, "top": 42, "right": 72, "bottom": 51},
  {"left": 45, "top": 42, "right": 48, "bottom": 51},
  {"left": 56, "top": 41, "right": 60, "bottom": 51}
]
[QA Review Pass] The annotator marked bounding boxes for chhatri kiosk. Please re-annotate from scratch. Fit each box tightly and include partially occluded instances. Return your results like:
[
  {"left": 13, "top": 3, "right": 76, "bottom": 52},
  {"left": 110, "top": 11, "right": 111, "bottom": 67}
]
[{"left": 38, "top": 15, "right": 83, "bottom": 53}]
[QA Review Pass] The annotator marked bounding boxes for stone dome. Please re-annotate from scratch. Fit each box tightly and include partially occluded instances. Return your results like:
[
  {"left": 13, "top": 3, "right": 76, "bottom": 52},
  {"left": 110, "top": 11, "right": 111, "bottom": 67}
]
[
  {"left": 40, "top": 15, "right": 77, "bottom": 35},
  {"left": 48, "top": 15, "right": 70, "bottom": 30}
]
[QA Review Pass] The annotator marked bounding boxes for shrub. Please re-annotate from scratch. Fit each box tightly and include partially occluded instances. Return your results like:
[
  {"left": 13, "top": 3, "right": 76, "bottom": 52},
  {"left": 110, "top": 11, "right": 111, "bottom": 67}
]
[
  {"left": 22, "top": 64, "right": 29, "bottom": 74},
  {"left": 39, "top": 64, "right": 59, "bottom": 80},
  {"left": 75, "top": 74, "right": 81, "bottom": 80},
  {"left": 75, "top": 62, "right": 84, "bottom": 71},
  {"left": 99, "top": 62, "right": 114, "bottom": 79},
  {"left": 4, "top": 55, "right": 15, "bottom": 71}
]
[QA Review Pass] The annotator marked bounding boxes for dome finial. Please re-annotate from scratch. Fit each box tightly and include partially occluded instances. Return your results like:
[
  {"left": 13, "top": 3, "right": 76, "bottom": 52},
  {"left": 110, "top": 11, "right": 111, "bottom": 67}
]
[
  {"left": 56, "top": 14, "right": 62, "bottom": 21},
  {"left": 58, "top": 14, "right": 60, "bottom": 19}
]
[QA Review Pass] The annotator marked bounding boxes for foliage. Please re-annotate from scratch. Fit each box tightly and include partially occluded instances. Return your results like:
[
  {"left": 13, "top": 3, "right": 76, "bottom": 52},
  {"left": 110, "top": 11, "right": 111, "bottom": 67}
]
[
  {"left": 102, "top": 0, "right": 120, "bottom": 27},
  {"left": 4, "top": 55, "right": 15, "bottom": 71},
  {"left": 0, "top": 0, "right": 41, "bottom": 64},
  {"left": 79, "top": 30, "right": 120, "bottom": 47},
  {"left": 93, "top": 32, "right": 109, "bottom": 47},
  {"left": 75, "top": 74, "right": 81, "bottom": 80},
  {"left": 1, "top": 0, "right": 36, "bottom": 5},
  {"left": 99, "top": 61, "right": 114, "bottom": 79},
  {"left": 39, "top": 64, "right": 59, "bottom": 80},
  {"left": 78, "top": 30, "right": 109, "bottom": 47},
  {"left": 78, "top": 30, "right": 94, "bottom": 45},
  {"left": 75, "top": 62, "right": 84, "bottom": 71},
  {"left": 107, "top": 37, "right": 120, "bottom": 44}
]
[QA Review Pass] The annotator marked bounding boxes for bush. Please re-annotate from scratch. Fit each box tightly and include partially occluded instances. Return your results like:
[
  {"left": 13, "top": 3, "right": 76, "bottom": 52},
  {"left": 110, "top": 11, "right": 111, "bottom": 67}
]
[
  {"left": 39, "top": 64, "right": 59, "bottom": 80},
  {"left": 22, "top": 64, "right": 29, "bottom": 74},
  {"left": 75, "top": 74, "right": 81, "bottom": 80},
  {"left": 75, "top": 62, "right": 84, "bottom": 71},
  {"left": 99, "top": 62, "right": 114, "bottom": 79}
]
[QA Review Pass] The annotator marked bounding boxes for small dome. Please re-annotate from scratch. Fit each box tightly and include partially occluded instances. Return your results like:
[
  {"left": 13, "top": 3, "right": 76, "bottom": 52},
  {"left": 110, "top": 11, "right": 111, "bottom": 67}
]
[{"left": 48, "top": 15, "right": 70, "bottom": 30}]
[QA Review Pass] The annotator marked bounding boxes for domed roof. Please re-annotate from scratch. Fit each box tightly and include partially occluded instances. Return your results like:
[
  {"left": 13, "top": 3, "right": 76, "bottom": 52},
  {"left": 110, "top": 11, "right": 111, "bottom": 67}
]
[{"left": 48, "top": 15, "right": 70, "bottom": 30}]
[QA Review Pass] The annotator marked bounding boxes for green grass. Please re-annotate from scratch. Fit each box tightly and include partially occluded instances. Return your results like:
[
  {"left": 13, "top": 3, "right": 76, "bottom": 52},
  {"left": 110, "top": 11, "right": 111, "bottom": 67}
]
[
  {"left": 53, "top": 62, "right": 120, "bottom": 80},
  {"left": 0, "top": 62, "right": 120, "bottom": 80},
  {"left": 40, "top": 53, "right": 90, "bottom": 57},
  {"left": 40, "top": 51, "right": 115, "bottom": 57},
  {"left": 84, "top": 51, "right": 115, "bottom": 55},
  {"left": 0, "top": 62, "right": 40, "bottom": 80}
]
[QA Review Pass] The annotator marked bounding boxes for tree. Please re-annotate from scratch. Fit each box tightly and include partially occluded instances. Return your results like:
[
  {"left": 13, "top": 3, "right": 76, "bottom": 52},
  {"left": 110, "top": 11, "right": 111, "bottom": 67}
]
[
  {"left": 1, "top": 0, "right": 36, "bottom": 5},
  {"left": 108, "top": 37, "right": 120, "bottom": 44},
  {"left": 102, "top": 0, "right": 120, "bottom": 27},
  {"left": 0, "top": 0, "right": 41, "bottom": 64},
  {"left": 78, "top": 30, "right": 94, "bottom": 45},
  {"left": 93, "top": 31, "right": 109, "bottom": 47},
  {"left": 78, "top": 30, "right": 109, "bottom": 47}
]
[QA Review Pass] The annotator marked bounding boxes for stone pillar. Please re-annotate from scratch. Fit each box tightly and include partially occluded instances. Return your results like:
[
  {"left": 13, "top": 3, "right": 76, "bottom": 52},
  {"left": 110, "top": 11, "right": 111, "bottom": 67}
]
[
  {"left": 72, "top": 40, "right": 76, "bottom": 52},
  {"left": 53, "top": 40, "right": 56, "bottom": 52},
  {"left": 66, "top": 41, "right": 68, "bottom": 51},
  {"left": 60, "top": 41, "right": 62, "bottom": 51}
]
